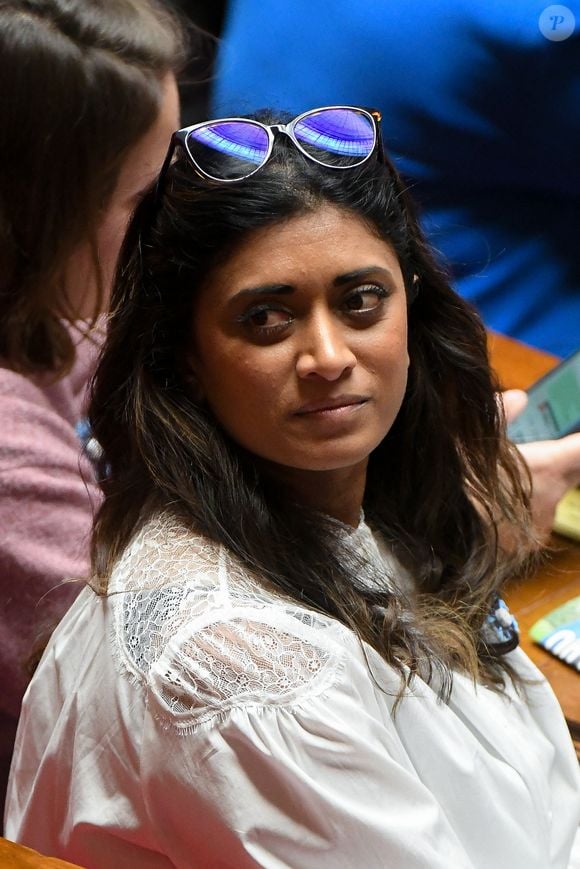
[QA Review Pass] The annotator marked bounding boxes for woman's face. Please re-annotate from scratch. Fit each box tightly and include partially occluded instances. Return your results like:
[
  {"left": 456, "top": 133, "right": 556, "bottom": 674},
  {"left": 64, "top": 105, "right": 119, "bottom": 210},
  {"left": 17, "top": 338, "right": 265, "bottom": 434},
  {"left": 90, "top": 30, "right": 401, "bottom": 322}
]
[
  {"left": 190, "top": 204, "right": 410, "bottom": 480},
  {"left": 64, "top": 72, "right": 180, "bottom": 319}
]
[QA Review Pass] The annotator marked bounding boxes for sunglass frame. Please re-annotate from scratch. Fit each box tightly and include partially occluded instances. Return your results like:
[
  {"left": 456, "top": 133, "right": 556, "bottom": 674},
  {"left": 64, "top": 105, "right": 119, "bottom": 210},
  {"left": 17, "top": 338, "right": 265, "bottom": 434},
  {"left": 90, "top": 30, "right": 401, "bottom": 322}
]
[{"left": 162, "top": 105, "right": 383, "bottom": 185}]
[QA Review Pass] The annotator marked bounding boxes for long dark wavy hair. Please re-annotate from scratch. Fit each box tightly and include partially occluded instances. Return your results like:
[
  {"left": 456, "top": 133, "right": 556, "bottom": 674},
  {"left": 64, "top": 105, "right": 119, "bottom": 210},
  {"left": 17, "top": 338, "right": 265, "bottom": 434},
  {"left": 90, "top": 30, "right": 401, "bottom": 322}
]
[{"left": 90, "top": 112, "right": 536, "bottom": 700}]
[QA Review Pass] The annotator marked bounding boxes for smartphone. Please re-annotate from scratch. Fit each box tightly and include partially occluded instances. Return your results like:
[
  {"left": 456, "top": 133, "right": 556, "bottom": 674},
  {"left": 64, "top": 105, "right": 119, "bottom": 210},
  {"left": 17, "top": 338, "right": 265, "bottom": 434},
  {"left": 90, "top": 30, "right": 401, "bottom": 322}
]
[{"left": 507, "top": 348, "right": 580, "bottom": 444}]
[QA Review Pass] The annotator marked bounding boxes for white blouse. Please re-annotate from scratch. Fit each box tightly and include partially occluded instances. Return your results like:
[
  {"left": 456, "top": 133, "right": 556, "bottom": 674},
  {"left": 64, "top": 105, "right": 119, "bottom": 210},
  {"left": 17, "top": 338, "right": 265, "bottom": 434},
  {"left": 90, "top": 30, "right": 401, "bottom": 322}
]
[{"left": 5, "top": 512, "right": 580, "bottom": 868}]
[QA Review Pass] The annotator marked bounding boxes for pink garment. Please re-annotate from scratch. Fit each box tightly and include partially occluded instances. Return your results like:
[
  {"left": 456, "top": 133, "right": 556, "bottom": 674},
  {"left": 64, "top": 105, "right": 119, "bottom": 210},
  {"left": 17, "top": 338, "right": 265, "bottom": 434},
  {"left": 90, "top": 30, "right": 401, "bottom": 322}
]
[{"left": 0, "top": 325, "right": 102, "bottom": 812}]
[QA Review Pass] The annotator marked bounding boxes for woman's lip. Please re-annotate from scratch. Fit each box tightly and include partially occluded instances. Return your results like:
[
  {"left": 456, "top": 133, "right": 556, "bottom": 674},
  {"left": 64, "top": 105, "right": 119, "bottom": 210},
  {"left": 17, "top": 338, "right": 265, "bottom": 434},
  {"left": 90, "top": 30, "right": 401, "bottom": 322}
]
[{"left": 294, "top": 396, "right": 369, "bottom": 415}]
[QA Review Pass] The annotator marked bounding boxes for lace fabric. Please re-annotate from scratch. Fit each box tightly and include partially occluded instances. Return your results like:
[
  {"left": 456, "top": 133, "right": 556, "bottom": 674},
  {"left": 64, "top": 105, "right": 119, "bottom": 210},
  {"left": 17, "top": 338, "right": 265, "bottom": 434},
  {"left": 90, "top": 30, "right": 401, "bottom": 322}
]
[
  {"left": 149, "top": 613, "right": 344, "bottom": 730},
  {"left": 108, "top": 512, "right": 350, "bottom": 730}
]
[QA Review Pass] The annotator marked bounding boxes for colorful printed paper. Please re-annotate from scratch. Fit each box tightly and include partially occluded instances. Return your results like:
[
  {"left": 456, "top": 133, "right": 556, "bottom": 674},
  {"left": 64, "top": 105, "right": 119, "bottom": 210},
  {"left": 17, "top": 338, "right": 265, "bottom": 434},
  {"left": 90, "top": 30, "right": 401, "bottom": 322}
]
[{"left": 530, "top": 596, "right": 580, "bottom": 672}]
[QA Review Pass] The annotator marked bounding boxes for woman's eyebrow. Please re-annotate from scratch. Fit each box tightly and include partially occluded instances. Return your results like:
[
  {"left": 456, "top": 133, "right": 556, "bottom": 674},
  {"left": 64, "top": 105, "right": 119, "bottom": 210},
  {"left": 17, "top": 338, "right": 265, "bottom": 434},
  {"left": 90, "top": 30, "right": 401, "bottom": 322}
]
[
  {"left": 230, "top": 283, "right": 294, "bottom": 303},
  {"left": 229, "top": 266, "right": 394, "bottom": 304},
  {"left": 333, "top": 266, "right": 393, "bottom": 286}
]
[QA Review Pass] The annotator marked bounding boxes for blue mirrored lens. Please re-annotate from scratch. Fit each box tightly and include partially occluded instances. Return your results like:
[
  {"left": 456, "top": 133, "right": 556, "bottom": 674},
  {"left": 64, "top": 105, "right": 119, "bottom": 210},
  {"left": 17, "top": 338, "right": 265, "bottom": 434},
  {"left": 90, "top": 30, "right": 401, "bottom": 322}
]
[
  {"left": 294, "top": 109, "right": 375, "bottom": 165},
  {"left": 186, "top": 121, "right": 270, "bottom": 180}
]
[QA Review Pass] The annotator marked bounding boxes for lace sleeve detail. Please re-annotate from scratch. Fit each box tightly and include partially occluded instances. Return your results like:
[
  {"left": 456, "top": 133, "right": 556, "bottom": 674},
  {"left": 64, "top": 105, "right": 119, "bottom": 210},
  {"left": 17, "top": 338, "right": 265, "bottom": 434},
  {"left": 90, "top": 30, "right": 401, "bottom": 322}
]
[
  {"left": 107, "top": 511, "right": 349, "bottom": 730},
  {"left": 147, "top": 609, "right": 346, "bottom": 732}
]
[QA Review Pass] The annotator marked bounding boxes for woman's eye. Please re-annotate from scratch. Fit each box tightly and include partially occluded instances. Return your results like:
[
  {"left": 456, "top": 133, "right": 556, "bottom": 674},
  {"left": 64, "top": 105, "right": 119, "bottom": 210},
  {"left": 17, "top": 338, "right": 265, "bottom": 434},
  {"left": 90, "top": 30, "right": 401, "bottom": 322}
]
[
  {"left": 343, "top": 284, "right": 387, "bottom": 314},
  {"left": 238, "top": 305, "right": 294, "bottom": 335}
]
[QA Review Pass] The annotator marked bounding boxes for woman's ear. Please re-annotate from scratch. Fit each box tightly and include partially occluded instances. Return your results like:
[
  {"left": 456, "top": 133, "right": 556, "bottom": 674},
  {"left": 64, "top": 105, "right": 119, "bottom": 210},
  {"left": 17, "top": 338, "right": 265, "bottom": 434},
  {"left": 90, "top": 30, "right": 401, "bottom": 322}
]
[{"left": 408, "top": 273, "right": 419, "bottom": 304}]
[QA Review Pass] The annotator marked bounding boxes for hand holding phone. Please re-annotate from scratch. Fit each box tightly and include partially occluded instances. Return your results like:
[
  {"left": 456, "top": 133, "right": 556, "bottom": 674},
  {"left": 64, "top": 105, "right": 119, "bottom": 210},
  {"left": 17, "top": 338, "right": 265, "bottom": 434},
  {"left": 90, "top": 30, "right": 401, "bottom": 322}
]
[
  {"left": 507, "top": 349, "right": 580, "bottom": 444},
  {"left": 505, "top": 349, "right": 580, "bottom": 541}
]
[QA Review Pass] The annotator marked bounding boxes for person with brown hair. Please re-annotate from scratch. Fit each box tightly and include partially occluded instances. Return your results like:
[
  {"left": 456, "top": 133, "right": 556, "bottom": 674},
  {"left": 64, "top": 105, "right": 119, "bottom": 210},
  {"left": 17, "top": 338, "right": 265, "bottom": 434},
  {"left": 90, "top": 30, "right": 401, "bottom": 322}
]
[
  {"left": 6, "top": 107, "right": 579, "bottom": 866},
  {"left": 0, "top": 0, "right": 185, "bottom": 815}
]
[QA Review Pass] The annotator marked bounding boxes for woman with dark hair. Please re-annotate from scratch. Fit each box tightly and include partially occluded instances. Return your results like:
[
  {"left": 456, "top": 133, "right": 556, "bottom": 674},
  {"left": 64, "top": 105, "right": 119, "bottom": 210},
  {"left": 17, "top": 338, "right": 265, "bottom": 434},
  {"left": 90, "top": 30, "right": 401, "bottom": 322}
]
[
  {"left": 6, "top": 107, "right": 580, "bottom": 866},
  {"left": 0, "top": 0, "right": 185, "bottom": 815}
]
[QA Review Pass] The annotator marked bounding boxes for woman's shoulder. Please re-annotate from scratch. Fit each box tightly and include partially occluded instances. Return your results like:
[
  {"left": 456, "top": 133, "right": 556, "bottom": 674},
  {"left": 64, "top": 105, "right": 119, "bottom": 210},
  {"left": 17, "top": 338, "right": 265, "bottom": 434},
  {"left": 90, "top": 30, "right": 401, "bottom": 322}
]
[
  {"left": 0, "top": 358, "right": 97, "bottom": 515},
  {"left": 108, "top": 509, "right": 224, "bottom": 595},
  {"left": 109, "top": 510, "right": 337, "bottom": 623},
  {"left": 107, "top": 508, "right": 346, "bottom": 640},
  {"left": 0, "top": 359, "right": 84, "bottom": 457},
  {"left": 0, "top": 326, "right": 100, "bottom": 431},
  {"left": 108, "top": 511, "right": 350, "bottom": 728},
  {"left": 0, "top": 361, "right": 51, "bottom": 414}
]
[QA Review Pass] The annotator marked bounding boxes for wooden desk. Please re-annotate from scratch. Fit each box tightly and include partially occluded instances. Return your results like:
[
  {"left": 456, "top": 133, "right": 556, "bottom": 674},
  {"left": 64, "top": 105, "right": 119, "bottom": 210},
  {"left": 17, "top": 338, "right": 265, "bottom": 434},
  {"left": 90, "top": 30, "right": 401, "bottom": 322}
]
[
  {"left": 0, "top": 836, "right": 84, "bottom": 867},
  {"left": 488, "top": 332, "right": 580, "bottom": 747}
]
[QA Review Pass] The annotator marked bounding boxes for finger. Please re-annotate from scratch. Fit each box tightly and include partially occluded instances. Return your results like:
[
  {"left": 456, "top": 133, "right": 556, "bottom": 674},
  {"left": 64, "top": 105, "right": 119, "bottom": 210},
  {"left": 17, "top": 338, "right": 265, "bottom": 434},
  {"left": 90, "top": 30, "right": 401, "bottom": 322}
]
[
  {"left": 550, "top": 432, "right": 580, "bottom": 482},
  {"left": 500, "top": 389, "right": 528, "bottom": 423},
  {"left": 518, "top": 433, "right": 580, "bottom": 486}
]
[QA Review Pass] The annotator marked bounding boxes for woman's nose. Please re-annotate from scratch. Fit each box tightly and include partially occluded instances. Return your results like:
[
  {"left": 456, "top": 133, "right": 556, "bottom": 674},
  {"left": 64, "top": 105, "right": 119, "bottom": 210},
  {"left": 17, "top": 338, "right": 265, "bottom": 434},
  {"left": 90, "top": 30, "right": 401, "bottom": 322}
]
[{"left": 295, "top": 312, "right": 357, "bottom": 381}]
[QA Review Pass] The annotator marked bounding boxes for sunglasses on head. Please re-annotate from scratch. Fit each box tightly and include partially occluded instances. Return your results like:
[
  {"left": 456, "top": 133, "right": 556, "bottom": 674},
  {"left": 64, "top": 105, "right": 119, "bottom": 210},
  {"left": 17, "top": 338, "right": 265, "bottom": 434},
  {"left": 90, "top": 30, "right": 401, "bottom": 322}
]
[{"left": 159, "top": 105, "right": 383, "bottom": 185}]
